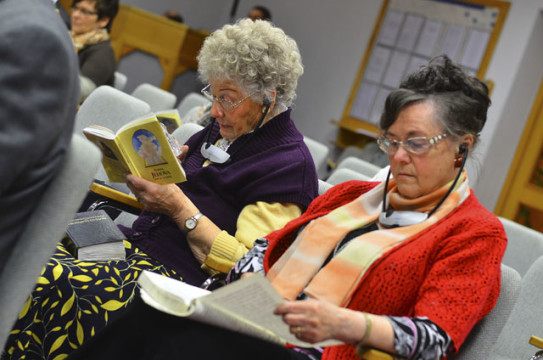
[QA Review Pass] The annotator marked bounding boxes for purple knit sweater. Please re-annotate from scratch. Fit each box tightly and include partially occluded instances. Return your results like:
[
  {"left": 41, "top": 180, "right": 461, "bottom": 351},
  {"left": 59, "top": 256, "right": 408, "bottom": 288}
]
[{"left": 121, "top": 109, "right": 318, "bottom": 285}]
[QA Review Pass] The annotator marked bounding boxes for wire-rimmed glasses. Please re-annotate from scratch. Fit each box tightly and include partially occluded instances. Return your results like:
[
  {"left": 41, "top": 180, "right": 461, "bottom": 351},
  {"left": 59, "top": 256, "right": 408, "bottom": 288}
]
[
  {"left": 201, "top": 85, "right": 257, "bottom": 112},
  {"left": 377, "top": 133, "right": 448, "bottom": 155}
]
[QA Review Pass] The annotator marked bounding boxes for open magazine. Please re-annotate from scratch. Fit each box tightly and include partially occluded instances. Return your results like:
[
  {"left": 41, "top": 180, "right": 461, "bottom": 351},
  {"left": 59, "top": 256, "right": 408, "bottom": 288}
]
[
  {"left": 83, "top": 113, "right": 186, "bottom": 185},
  {"left": 137, "top": 270, "right": 342, "bottom": 348}
]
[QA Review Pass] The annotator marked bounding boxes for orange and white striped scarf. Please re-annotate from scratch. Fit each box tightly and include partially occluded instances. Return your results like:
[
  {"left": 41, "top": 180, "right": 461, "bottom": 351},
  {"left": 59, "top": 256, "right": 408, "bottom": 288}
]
[
  {"left": 267, "top": 171, "right": 470, "bottom": 306},
  {"left": 71, "top": 28, "right": 109, "bottom": 52}
]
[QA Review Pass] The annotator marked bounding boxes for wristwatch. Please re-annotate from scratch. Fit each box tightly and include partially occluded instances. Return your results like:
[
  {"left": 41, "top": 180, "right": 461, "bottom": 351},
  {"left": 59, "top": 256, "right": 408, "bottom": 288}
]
[{"left": 184, "top": 212, "right": 203, "bottom": 233}]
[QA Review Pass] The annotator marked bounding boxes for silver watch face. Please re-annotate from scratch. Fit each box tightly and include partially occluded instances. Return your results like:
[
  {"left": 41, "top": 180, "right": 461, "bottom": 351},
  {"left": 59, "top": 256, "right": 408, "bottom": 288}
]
[{"left": 185, "top": 218, "right": 197, "bottom": 230}]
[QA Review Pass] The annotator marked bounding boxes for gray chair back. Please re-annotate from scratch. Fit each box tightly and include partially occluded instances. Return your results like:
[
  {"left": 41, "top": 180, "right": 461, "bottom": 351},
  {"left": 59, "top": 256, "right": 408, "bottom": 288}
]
[
  {"left": 318, "top": 179, "right": 333, "bottom": 195},
  {"left": 329, "top": 156, "right": 383, "bottom": 181},
  {"left": 489, "top": 256, "right": 543, "bottom": 360},
  {"left": 75, "top": 85, "right": 151, "bottom": 192},
  {"left": 75, "top": 85, "right": 151, "bottom": 135},
  {"left": 177, "top": 92, "right": 211, "bottom": 119},
  {"left": 131, "top": 83, "right": 178, "bottom": 112},
  {"left": 327, "top": 167, "right": 372, "bottom": 185},
  {"left": 303, "top": 136, "right": 330, "bottom": 174},
  {"left": 500, "top": 217, "right": 543, "bottom": 276},
  {"left": 172, "top": 122, "right": 204, "bottom": 146},
  {"left": 0, "top": 135, "right": 101, "bottom": 350},
  {"left": 450, "top": 264, "right": 521, "bottom": 360},
  {"left": 113, "top": 71, "right": 128, "bottom": 91}
]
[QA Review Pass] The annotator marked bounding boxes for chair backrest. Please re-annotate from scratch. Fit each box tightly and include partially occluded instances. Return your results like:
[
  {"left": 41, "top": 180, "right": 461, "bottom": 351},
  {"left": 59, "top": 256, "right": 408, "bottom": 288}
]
[
  {"left": 75, "top": 85, "right": 151, "bottom": 192},
  {"left": 327, "top": 167, "right": 372, "bottom": 185},
  {"left": 449, "top": 264, "right": 521, "bottom": 360},
  {"left": 75, "top": 85, "right": 151, "bottom": 135},
  {"left": 172, "top": 122, "right": 204, "bottom": 146},
  {"left": 489, "top": 256, "right": 543, "bottom": 360},
  {"left": 113, "top": 71, "right": 128, "bottom": 91},
  {"left": 0, "top": 134, "right": 101, "bottom": 350},
  {"left": 303, "top": 136, "right": 330, "bottom": 173},
  {"left": 330, "top": 156, "right": 383, "bottom": 180},
  {"left": 336, "top": 143, "right": 389, "bottom": 169},
  {"left": 318, "top": 179, "right": 333, "bottom": 195},
  {"left": 177, "top": 92, "right": 211, "bottom": 119},
  {"left": 500, "top": 217, "right": 543, "bottom": 276},
  {"left": 131, "top": 83, "right": 178, "bottom": 112}
]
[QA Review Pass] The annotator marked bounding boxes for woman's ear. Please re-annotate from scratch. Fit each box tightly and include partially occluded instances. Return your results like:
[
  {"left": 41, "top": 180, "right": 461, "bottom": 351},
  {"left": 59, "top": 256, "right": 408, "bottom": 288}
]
[
  {"left": 263, "top": 89, "right": 277, "bottom": 113},
  {"left": 459, "top": 135, "right": 475, "bottom": 154},
  {"left": 97, "top": 17, "right": 110, "bottom": 29}
]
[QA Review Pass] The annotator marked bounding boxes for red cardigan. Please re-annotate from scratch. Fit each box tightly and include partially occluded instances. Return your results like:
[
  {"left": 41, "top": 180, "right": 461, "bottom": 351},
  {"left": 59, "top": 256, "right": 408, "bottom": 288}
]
[{"left": 264, "top": 181, "right": 507, "bottom": 360}]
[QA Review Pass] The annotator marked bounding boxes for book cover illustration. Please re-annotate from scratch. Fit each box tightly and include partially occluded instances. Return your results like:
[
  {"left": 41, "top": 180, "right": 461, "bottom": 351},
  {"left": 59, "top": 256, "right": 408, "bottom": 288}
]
[{"left": 83, "top": 114, "right": 186, "bottom": 185}]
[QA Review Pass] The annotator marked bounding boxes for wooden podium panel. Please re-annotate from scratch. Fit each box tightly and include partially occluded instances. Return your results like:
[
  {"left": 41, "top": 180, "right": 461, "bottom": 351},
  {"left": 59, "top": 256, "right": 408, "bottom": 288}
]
[{"left": 109, "top": 5, "right": 209, "bottom": 91}]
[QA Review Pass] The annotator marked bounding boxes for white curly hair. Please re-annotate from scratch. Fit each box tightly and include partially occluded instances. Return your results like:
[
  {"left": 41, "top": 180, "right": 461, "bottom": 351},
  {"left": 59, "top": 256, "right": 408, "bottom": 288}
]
[{"left": 197, "top": 18, "right": 303, "bottom": 110}]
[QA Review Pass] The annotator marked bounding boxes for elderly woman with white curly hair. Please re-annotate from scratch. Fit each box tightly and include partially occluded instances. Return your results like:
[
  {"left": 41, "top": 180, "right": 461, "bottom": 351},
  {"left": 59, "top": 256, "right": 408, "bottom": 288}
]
[{"left": 2, "top": 18, "right": 318, "bottom": 359}]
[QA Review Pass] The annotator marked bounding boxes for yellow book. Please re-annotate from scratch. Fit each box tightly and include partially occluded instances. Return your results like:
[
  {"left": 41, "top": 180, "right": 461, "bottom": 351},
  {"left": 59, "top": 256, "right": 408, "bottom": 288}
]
[
  {"left": 155, "top": 109, "right": 182, "bottom": 134},
  {"left": 83, "top": 113, "right": 186, "bottom": 185}
]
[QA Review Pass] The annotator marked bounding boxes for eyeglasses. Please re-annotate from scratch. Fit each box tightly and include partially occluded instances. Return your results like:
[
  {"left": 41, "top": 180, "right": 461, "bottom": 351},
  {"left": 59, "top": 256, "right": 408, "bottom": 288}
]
[
  {"left": 71, "top": 6, "right": 98, "bottom": 16},
  {"left": 377, "top": 133, "right": 448, "bottom": 155},
  {"left": 201, "top": 85, "right": 256, "bottom": 112}
]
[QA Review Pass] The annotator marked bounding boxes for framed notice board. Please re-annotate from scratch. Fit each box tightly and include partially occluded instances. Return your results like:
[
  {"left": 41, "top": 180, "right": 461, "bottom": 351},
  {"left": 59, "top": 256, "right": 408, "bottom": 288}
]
[{"left": 335, "top": 0, "right": 510, "bottom": 148}]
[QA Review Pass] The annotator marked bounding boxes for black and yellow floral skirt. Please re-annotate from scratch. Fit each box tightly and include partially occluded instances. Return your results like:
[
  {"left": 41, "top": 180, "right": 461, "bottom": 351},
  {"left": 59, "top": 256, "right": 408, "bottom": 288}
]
[{"left": 2, "top": 241, "right": 183, "bottom": 360}]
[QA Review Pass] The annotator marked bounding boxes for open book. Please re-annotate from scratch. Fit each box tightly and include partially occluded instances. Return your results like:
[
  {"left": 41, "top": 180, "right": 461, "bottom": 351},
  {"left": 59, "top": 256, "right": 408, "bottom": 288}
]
[
  {"left": 83, "top": 114, "right": 186, "bottom": 185},
  {"left": 137, "top": 271, "right": 341, "bottom": 348},
  {"left": 155, "top": 109, "right": 182, "bottom": 134}
]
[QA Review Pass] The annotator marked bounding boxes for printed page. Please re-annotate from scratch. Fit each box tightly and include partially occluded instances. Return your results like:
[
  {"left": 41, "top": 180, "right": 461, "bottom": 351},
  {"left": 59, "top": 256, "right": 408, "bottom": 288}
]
[
  {"left": 200, "top": 274, "right": 342, "bottom": 347},
  {"left": 138, "top": 271, "right": 210, "bottom": 317},
  {"left": 82, "top": 132, "right": 130, "bottom": 183},
  {"left": 138, "top": 271, "right": 284, "bottom": 344}
]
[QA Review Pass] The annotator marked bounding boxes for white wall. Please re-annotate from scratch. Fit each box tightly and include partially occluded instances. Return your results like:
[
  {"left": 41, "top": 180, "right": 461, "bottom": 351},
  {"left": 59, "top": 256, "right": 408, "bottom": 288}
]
[{"left": 117, "top": 0, "right": 543, "bottom": 211}]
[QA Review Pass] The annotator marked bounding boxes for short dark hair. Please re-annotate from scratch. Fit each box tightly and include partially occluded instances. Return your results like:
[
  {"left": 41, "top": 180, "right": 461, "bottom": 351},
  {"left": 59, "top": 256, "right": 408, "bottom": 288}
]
[
  {"left": 164, "top": 10, "right": 183, "bottom": 23},
  {"left": 72, "top": 0, "right": 119, "bottom": 30},
  {"left": 379, "top": 55, "right": 490, "bottom": 146},
  {"left": 252, "top": 6, "right": 272, "bottom": 21}
]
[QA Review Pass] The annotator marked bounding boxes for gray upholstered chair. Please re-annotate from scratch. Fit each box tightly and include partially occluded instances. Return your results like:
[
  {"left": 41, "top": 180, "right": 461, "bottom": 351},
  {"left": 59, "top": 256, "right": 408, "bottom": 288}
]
[
  {"left": 328, "top": 156, "right": 383, "bottom": 182},
  {"left": 131, "top": 83, "right": 178, "bottom": 112},
  {"left": 75, "top": 85, "right": 151, "bottom": 193},
  {"left": 172, "top": 122, "right": 204, "bottom": 147},
  {"left": 327, "top": 167, "right": 373, "bottom": 185},
  {"left": 449, "top": 264, "right": 521, "bottom": 360},
  {"left": 0, "top": 134, "right": 101, "bottom": 351},
  {"left": 318, "top": 179, "right": 333, "bottom": 195},
  {"left": 303, "top": 136, "right": 330, "bottom": 175},
  {"left": 500, "top": 217, "right": 543, "bottom": 276},
  {"left": 177, "top": 92, "right": 211, "bottom": 119},
  {"left": 113, "top": 71, "right": 128, "bottom": 91},
  {"left": 489, "top": 256, "right": 543, "bottom": 359}
]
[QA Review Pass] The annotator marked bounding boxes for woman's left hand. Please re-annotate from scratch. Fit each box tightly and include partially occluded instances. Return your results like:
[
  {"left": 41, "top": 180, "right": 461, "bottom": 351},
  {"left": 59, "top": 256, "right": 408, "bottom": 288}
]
[
  {"left": 274, "top": 299, "right": 365, "bottom": 345},
  {"left": 126, "top": 173, "right": 191, "bottom": 219}
]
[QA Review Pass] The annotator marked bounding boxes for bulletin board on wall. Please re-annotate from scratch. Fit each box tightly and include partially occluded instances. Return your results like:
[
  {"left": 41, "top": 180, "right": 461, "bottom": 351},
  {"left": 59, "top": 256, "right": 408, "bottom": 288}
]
[{"left": 335, "top": 0, "right": 510, "bottom": 149}]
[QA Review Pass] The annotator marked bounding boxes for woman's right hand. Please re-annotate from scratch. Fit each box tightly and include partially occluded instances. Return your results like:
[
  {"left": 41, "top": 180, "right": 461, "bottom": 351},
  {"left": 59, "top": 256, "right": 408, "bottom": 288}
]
[{"left": 125, "top": 173, "right": 191, "bottom": 219}]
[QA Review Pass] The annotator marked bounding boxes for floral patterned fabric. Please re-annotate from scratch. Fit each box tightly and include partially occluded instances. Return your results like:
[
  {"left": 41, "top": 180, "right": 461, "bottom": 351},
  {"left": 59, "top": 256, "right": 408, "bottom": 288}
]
[{"left": 1, "top": 241, "right": 182, "bottom": 360}]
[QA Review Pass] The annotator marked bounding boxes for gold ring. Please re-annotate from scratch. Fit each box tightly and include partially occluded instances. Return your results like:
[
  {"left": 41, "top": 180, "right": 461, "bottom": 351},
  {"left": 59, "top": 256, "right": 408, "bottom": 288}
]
[{"left": 295, "top": 326, "right": 302, "bottom": 337}]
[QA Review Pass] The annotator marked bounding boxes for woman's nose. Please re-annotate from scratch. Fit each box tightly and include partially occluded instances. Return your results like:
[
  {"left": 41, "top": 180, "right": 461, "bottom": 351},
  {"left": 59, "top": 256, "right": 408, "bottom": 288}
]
[
  {"left": 209, "top": 101, "right": 224, "bottom": 118},
  {"left": 391, "top": 145, "right": 411, "bottom": 164}
]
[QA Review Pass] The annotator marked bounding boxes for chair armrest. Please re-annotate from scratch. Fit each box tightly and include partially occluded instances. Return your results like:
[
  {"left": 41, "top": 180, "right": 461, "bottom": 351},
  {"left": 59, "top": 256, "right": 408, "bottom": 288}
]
[
  {"left": 88, "top": 182, "right": 144, "bottom": 215},
  {"left": 357, "top": 348, "right": 404, "bottom": 360}
]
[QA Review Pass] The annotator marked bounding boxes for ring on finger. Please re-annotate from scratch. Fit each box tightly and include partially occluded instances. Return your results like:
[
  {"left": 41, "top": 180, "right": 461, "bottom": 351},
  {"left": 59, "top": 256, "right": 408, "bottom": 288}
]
[{"left": 295, "top": 326, "right": 302, "bottom": 337}]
